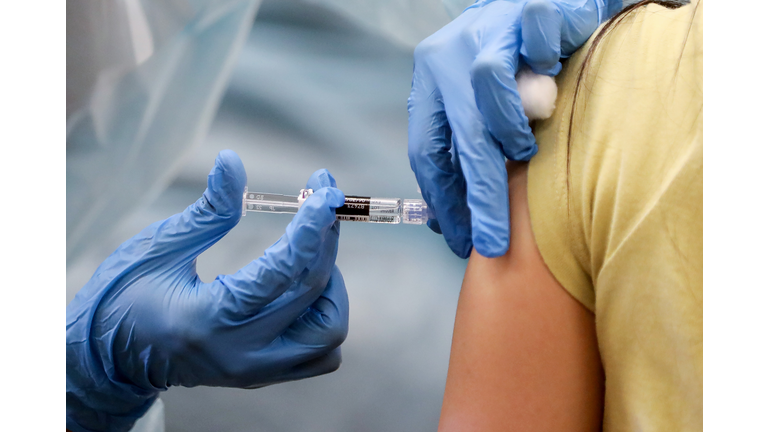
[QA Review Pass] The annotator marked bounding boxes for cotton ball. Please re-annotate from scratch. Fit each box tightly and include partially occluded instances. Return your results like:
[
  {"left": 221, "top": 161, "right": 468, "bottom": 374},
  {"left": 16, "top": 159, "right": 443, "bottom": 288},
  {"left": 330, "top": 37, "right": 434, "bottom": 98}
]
[{"left": 516, "top": 66, "right": 557, "bottom": 120}]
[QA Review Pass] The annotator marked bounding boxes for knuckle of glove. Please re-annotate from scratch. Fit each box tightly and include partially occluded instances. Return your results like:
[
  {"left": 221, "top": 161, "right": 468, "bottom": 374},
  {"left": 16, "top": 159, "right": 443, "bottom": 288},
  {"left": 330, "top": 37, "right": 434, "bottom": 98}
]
[
  {"left": 321, "top": 318, "right": 348, "bottom": 351},
  {"left": 311, "top": 307, "right": 348, "bottom": 352},
  {"left": 470, "top": 52, "right": 507, "bottom": 87},
  {"left": 413, "top": 33, "right": 445, "bottom": 65}
]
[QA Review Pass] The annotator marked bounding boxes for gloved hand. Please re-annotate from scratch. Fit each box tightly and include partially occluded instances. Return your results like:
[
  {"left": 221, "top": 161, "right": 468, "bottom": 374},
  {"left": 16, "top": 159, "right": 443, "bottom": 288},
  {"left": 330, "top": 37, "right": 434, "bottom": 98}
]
[
  {"left": 408, "top": 0, "right": 621, "bottom": 258},
  {"left": 66, "top": 150, "right": 349, "bottom": 432}
]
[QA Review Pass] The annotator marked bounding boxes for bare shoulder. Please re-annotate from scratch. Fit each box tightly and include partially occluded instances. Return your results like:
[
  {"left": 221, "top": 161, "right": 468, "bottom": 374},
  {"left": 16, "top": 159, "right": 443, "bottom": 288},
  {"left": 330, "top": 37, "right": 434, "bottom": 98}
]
[{"left": 438, "top": 161, "right": 604, "bottom": 432}]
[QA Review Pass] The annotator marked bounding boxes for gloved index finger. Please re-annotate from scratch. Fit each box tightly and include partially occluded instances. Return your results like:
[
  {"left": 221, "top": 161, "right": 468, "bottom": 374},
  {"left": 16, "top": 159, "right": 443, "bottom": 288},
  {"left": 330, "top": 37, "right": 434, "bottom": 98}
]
[
  {"left": 306, "top": 169, "right": 341, "bottom": 237},
  {"left": 217, "top": 186, "right": 346, "bottom": 318},
  {"left": 444, "top": 96, "right": 512, "bottom": 258},
  {"left": 408, "top": 52, "right": 473, "bottom": 258},
  {"left": 306, "top": 168, "right": 338, "bottom": 190}
]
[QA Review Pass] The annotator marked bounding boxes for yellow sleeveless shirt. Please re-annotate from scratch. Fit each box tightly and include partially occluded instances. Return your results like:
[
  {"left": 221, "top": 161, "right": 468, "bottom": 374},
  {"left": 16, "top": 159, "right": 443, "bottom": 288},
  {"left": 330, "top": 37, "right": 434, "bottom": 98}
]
[{"left": 528, "top": 1, "right": 702, "bottom": 430}]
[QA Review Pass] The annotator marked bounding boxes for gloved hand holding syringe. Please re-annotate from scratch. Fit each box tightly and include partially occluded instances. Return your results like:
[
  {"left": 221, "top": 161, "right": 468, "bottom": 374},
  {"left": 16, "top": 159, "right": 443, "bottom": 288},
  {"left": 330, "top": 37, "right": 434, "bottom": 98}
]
[{"left": 243, "top": 188, "right": 434, "bottom": 225}]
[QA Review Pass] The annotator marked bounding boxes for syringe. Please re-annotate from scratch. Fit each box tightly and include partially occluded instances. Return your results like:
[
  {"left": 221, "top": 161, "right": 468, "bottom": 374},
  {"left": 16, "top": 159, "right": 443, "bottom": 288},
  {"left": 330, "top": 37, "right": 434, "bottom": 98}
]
[{"left": 242, "top": 188, "right": 432, "bottom": 225}]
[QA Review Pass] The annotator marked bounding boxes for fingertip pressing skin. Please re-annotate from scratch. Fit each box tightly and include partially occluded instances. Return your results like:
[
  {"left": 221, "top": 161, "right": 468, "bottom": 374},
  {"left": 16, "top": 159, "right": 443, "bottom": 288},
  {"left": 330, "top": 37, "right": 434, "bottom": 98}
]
[
  {"left": 461, "top": 153, "right": 511, "bottom": 258},
  {"left": 471, "top": 214, "right": 510, "bottom": 258}
]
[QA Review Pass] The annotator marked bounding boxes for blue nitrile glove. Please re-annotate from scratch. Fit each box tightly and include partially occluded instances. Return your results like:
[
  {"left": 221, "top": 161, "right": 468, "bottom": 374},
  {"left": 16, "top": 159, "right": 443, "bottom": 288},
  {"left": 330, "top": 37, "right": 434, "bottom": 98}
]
[
  {"left": 408, "top": 0, "right": 621, "bottom": 258},
  {"left": 66, "top": 150, "right": 349, "bottom": 432}
]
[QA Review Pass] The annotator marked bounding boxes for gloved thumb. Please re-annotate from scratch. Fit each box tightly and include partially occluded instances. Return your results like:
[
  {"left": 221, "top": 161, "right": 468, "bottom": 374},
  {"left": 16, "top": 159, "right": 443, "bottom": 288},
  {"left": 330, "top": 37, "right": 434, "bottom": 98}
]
[
  {"left": 148, "top": 150, "right": 247, "bottom": 264},
  {"left": 201, "top": 149, "right": 247, "bottom": 224}
]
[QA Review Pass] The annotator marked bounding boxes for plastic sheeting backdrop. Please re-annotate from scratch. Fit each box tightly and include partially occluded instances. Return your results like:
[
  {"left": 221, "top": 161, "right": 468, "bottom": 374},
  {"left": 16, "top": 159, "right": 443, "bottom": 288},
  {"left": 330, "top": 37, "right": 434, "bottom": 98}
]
[{"left": 67, "top": 0, "right": 470, "bottom": 430}]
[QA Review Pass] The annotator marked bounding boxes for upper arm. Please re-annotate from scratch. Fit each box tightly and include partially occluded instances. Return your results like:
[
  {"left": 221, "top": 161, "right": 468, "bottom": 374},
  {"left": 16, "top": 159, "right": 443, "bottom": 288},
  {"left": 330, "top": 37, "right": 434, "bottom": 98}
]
[{"left": 438, "top": 161, "right": 604, "bottom": 432}]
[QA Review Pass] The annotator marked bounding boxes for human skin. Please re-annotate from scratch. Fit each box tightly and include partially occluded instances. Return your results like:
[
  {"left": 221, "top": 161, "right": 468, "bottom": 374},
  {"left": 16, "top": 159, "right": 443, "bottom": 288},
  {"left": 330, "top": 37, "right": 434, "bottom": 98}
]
[{"left": 438, "top": 161, "right": 604, "bottom": 432}]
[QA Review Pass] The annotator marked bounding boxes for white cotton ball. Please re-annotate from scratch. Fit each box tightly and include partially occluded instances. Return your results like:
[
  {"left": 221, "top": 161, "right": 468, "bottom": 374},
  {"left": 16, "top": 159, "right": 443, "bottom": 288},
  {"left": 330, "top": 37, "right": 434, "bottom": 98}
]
[{"left": 516, "top": 66, "right": 558, "bottom": 120}]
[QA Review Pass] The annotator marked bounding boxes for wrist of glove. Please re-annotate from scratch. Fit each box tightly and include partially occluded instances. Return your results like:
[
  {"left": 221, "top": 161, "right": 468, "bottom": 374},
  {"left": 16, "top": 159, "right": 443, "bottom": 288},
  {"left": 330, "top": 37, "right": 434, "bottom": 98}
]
[{"left": 66, "top": 337, "right": 159, "bottom": 432}]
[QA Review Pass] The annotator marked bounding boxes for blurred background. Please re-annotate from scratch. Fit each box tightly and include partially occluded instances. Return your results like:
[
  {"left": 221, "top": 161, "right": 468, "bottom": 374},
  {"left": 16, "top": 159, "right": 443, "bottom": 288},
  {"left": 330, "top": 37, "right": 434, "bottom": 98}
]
[{"left": 67, "top": 0, "right": 470, "bottom": 430}]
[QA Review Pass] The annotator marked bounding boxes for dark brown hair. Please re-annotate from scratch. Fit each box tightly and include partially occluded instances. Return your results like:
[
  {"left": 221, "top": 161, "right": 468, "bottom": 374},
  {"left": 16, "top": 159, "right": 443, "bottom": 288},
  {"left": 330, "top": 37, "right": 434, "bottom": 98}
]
[{"left": 564, "top": 0, "right": 689, "bottom": 207}]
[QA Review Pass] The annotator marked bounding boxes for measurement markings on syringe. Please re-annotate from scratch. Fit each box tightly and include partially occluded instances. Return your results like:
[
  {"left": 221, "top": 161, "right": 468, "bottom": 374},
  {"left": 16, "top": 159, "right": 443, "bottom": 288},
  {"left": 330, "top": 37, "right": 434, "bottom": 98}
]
[{"left": 244, "top": 192, "right": 304, "bottom": 214}]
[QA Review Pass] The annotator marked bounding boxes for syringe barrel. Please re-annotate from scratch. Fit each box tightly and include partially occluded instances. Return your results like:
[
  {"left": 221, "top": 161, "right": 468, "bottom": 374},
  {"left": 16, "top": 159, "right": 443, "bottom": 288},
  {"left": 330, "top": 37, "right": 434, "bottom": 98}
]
[
  {"left": 242, "top": 188, "right": 431, "bottom": 225},
  {"left": 336, "top": 196, "right": 402, "bottom": 224},
  {"left": 242, "top": 188, "right": 300, "bottom": 217}
]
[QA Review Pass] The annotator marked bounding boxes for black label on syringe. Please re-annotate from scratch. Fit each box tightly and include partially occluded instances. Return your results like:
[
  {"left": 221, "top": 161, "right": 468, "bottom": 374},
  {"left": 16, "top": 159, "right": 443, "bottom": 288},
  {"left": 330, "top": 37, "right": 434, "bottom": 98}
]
[{"left": 337, "top": 196, "right": 371, "bottom": 221}]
